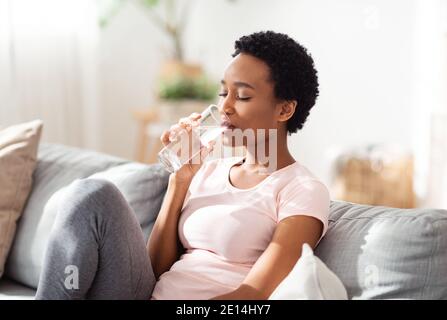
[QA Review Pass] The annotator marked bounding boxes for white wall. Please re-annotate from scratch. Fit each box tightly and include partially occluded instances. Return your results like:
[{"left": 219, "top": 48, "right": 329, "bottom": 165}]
[
  {"left": 99, "top": 3, "right": 166, "bottom": 158},
  {"left": 99, "top": 0, "right": 420, "bottom": 194}
]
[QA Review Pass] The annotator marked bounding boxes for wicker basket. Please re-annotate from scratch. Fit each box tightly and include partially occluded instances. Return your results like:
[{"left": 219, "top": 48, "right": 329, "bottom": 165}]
[{"left": 332, "top": 146, "right": 416, "bottom": 208}]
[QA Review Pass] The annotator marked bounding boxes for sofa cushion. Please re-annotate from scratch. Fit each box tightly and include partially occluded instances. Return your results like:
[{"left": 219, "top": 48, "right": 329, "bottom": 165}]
[
  {"left": 0, "top": 277, "right": 35, "bottom": 300},
  {"left": 315, "top": 200, "right": 447, "bottom": 299},
  {"left": 0, "top": 120, "right": 43, "bottom": 278},
  {"left": 5, "top": 143, "right": 169, "bottom": 289}
]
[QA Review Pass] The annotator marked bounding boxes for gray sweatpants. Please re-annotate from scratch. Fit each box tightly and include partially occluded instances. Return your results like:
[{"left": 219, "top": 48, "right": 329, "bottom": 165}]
[{"left": 35, "top": 178, "right": 156, "bottom": 300}]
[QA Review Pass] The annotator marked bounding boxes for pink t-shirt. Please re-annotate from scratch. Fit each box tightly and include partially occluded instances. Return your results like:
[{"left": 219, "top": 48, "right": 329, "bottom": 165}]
[{"left": 150, "top": 156, "right": 330, "bottom": 300}]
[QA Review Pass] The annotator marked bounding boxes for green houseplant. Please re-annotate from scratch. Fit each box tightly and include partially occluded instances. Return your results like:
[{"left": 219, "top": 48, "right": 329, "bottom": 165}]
[
  {"left": 99, "top": 0, "right": 238, "bottom": 123},
  {"left": 100, "top": 0, "right": 229, "bottom": 103},
  {"left": 158, "top": 75, "right": 218, "bottom": 102}
]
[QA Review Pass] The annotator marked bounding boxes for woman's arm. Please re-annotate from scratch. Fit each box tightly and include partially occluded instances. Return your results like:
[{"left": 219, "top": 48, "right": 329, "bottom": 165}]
[
  {"left": 210, "top": 215, "right": 323, "bottom": 300},
  {"left": 147, "top": 174, "right": 190, "bottom": 280},
  {"left": 148, "top": 112, "right": 212, "bottom": 280}
]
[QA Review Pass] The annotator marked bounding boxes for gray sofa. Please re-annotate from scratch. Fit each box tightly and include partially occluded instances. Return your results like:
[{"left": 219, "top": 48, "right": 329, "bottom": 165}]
[{"left": 0, "top": 143, "right": 446, "bottom": 299}]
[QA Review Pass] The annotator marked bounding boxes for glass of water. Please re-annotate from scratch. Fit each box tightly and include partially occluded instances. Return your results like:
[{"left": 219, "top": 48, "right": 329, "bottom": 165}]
[{"left": 157, "top": 104, "right": 230, "bottom": 173}]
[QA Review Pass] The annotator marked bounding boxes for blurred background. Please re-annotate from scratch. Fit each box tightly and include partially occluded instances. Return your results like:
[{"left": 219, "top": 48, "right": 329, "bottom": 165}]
[{"left": 1, "top": 0, "right": 446, "bottom": 209}]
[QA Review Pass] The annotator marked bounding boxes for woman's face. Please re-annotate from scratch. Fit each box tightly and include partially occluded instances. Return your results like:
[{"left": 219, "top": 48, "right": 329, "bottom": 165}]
[{"left": 218, "top": 53, "right": 287, "bottom": 147}]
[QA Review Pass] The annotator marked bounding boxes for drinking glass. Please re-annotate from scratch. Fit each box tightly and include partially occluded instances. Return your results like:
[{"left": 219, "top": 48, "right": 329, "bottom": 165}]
[{"left": 157, "top": 104, "right": 229, "bottom": 173}]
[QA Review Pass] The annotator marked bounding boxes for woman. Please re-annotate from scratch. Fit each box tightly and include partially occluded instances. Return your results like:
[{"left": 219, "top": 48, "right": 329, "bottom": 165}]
[{"left": 35, "top": 31, "right": 330, "bottom": 300}]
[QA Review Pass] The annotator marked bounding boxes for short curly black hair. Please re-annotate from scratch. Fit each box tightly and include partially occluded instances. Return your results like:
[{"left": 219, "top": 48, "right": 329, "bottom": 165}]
[{"left": 232, "top": 31, "right": 319, "bottom": 134}]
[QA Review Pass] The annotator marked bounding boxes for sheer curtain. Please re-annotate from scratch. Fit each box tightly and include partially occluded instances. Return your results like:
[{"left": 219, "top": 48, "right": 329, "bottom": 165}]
[
  {"left": 411, "top": 0, "right": 447, "bottom": 209},
  {"left": 0, "top": 0, "right": 100, "bottom": 149}
]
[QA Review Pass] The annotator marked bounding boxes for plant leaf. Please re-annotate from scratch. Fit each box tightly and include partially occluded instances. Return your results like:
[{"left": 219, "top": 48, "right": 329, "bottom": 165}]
[{"left": 142, "top": 0, "right": 160, "bottom": 7}]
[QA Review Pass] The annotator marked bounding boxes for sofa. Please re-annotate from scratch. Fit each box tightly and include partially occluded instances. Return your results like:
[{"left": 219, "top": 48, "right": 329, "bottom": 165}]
[{"left": 0, "top": 143, "right": 446, "bottom": 300}]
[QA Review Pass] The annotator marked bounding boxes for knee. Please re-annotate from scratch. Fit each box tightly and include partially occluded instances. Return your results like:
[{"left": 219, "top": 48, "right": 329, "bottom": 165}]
[
  {"left": 65, "top": 178, "right": 120, "bottom": 202},
  {"left": 57, "top": 178, "right": 125, "bottom": 223}
]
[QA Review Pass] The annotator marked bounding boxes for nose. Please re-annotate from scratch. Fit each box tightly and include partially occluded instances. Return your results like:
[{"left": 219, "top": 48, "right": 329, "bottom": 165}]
[{"left": 218, "top": 98, "right": 233, "bottom": 119}]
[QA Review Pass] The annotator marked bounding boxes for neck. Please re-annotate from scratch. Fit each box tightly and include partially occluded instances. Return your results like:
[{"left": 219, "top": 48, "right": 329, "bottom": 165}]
[{"left": 242, "top": 129, "right": 295, "bottom": 172}]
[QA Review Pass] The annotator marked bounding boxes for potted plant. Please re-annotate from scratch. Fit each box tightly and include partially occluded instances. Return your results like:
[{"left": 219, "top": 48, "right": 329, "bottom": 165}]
[
  {"left": 99, "top": 0, "right": 229, "bottom": 120},
  {"left": 155, "top": 74, "right": 218, "bottom": 122}
]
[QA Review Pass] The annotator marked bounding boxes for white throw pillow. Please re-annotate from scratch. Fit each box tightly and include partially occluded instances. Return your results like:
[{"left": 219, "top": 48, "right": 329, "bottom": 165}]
[{"left": 269, "top": 243, "right": 348, "bottom": 300}]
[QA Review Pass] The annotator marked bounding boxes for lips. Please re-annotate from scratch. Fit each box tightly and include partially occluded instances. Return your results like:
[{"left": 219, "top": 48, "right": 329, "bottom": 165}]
[{"left": 221, "top": 120, "right": 236, "bottom": 130}]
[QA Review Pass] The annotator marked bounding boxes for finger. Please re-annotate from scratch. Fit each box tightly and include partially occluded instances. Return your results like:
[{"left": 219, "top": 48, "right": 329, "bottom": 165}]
[
  {"left": 189, "top": 112, "right": 201, "bottom": 121},
  {"left": 199, "top": 141, "right": 215, "bottom": 161},
  {"left": 178, "top": 117, "right": 193, "bottom": 126},
  {"left": 178, "top": 114, "right": 201, "bottom": 134},
  {"left": 191, "top": 119, "right": 200, "bottom": 127},
  {"left": 178, "top": 117, "right": 194, "bottom": 132},
  {"left": 160, "top": 130, "right": 170, "bottom": 146},
  {"left": 170, "top": 123, "right": 182, "bottom": 132},
  {"left": 199, "top": 146, "right": 211, "bottom": 161},
  {"left": 169, "top": 124, "right": 184, "bottom": 141}
]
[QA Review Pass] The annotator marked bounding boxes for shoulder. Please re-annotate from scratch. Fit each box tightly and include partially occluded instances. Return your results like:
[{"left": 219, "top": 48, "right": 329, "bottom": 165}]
[
  {"left": 277, "top": 176, "right": 330, "bottom": 206},
  {"left": 277, "top": 161, "right": 330, "bottom": 196},
  {"left": 275, "top": 163, "right": 331, "bottom": 240},
  {"left": 276, "top": 162, "right": 331, "bottom": 219}
]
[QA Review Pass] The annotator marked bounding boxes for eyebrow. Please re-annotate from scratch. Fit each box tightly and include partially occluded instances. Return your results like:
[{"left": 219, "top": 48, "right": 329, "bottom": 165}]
[{"left": 220, "top": 79, "right": 255, "bottom": 90}]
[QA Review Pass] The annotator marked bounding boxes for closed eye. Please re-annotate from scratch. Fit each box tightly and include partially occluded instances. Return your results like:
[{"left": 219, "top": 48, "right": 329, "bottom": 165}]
[{"left": 218, "top": 92, "right": 251, "bottom": 101}]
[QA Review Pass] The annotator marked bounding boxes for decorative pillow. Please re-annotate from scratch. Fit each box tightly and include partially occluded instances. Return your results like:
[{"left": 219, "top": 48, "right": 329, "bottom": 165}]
[
  {"left": 0, "top": 120, "right": 43, "bottom": 278},
  {"left": 269, "top": 243, "right": 348, "bottom": 300}
]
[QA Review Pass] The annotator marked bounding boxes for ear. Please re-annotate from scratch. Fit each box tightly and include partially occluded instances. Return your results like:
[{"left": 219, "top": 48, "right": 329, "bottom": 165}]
[{"left": 276, "top": 100, "right": 297, "bottom": 122}]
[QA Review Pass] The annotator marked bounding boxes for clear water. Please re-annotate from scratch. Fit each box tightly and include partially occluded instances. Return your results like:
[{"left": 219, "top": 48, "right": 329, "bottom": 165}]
[
  {"left": 158, "top": 125, "right": 225, "bottom": 173},
  {"left": 199, "top": 125, "right": 225, "bottom": 145}
]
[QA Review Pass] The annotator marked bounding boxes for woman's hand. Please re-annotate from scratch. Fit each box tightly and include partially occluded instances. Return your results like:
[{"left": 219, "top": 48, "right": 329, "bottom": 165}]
[{"left": 160, "top": 112, "right": 215, "bottom": 184}]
